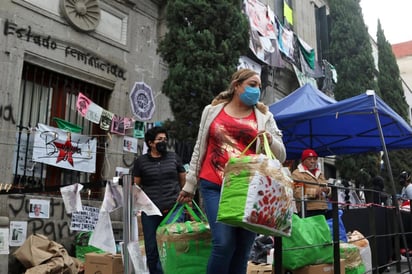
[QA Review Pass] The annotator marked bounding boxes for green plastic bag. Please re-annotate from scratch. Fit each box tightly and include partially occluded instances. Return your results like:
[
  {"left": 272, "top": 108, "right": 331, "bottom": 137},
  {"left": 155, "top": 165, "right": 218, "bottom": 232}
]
[
  {"left": 75, "top": 231, "right": 105, "bottom": 262},
  {"left": 157, "top": 202, "right": 211, "bottom": 274},
  {"left": 282, "top": 214, "right": 334, "bottom": 270},
  {"left": 217, "top": 135, "right": 294, "bottom": 236}
]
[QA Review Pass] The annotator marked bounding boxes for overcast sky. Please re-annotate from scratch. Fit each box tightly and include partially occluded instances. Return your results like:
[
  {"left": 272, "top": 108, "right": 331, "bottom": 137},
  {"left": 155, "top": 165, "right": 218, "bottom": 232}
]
[{"left": 360, "top": 0, "right": 412, "bottom": 44}]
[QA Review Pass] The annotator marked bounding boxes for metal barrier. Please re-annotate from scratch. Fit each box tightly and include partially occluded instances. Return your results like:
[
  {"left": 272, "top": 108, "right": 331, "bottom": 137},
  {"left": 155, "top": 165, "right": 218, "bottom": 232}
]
[{"left": 273, "top": 182, "right": 412, "bottom": 274}]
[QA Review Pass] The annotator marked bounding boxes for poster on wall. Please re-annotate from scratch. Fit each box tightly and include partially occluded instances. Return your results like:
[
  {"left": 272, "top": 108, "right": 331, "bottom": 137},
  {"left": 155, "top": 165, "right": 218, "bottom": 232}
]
[
  {"left": 29, "top": 199, "right": 50, "bottom": 218},
  {"left": 9, "top": 221, "right": 27, "bottom": 247},
  {"left": 0, "top": 228, "right": 9, "bottom": 254},
  {"left": 129, "top": 82, "right": 155, "bottom": 121},
  {"left": 70, "top": 206, "right": 100, "bottom": 232},
  {"left": 115, "top": 167, "right": 130, "bottom": 177},
  {"left": 123, "top": 136, "right": 138, "bottom": 153}
]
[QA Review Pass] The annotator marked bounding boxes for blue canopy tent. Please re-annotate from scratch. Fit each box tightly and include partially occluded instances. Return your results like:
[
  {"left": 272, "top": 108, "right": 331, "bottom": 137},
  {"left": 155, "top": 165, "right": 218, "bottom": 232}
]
[
  {"left": 269, "top": 84, "right": 412, "bottom": 160},
  {"left": 269, "top": 84, "right": 412, "bottom": 273},
  {"left": 270, "top": 83, "right": 336, "bottom": 117}
]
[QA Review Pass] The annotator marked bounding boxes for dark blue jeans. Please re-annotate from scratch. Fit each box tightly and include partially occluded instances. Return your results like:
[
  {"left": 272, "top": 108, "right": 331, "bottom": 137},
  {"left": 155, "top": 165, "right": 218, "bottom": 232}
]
[
  {"left": 200, "top": 179, "right": 256, "bottom": 274},
  {"left": 141, "top": 206, "right": 184, "bottom": 274}
]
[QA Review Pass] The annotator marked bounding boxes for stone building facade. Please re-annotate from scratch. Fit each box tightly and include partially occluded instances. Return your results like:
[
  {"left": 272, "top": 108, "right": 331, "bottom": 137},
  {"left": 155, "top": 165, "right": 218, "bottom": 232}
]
[
  {"left": 1, "top": 0, "right": 169, "bottom": 272},
  {"left": 0, "top": 0, "right": 330, "bottom": 272}
]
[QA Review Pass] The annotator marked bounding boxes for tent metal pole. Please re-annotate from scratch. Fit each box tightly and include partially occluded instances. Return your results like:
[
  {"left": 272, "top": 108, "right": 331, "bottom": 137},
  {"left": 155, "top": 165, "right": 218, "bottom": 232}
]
[
  {"left": 373, "top": 105, "right": 412, "bottom": 272},
  {"left": 301, "top": 187, "right": 305, "bottom": 218},
  {"left": 122, "top": 174, "right": 133, "bottom": 274}
]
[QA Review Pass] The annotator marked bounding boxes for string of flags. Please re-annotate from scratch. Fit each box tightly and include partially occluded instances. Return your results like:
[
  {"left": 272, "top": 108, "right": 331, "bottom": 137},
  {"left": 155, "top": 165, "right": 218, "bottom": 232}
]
[
  {"left": 28, "top": 82, "right": 161, "bottom": 173},
  {"left": 74, "top": 81, "right": 157, "bottom": 136},
  {"left": 76, "top": 92, "right": 135, "bottom": 135}
]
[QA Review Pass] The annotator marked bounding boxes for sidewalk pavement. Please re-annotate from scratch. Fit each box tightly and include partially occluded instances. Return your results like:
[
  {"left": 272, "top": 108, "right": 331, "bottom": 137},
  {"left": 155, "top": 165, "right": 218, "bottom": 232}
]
[{"left": 385, "top": 261, "right": 411, "bottom": 274}]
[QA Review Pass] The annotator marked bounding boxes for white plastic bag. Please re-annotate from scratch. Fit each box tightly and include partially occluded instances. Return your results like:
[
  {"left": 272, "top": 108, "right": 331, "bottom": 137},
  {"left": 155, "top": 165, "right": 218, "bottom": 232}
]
[{"left": 89, "top": 211, "right": 116, "bottom": 254}]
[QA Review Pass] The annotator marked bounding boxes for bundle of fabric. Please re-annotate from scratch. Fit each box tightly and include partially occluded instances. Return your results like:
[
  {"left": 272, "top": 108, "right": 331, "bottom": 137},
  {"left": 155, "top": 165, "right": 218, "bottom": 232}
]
[
  {"left": 14, "top": 234, "right": 81, "bottom": 274},
  {"left": 157, "top": 203, "right": 211, "bottom": 274},
  {"left": 217, "top": 135, "right": 294, "bottom": 236}
]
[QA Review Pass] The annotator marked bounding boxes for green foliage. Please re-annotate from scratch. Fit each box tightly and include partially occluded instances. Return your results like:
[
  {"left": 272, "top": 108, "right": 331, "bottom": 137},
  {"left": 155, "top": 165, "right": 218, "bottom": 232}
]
[
  {"left": 329, "top": 0, "right": 380, "bottom": 184},
  {"left": 376, "top": 20, "right": 412, "bottom": 193},
  {"left": 330, "top": 1, "right": 412, "bottom": 194},
  {"left": 335, "top": 153, "right": 380, "bottom": 188},
  {"left": 328, "top": 0, "right": 378, "bottom": 100},
  {"left": 376, "top": 20, "right": 409, "bottom": 122},
  {"left": 157, "top": 0, "right": 249, "bottom": 141}
]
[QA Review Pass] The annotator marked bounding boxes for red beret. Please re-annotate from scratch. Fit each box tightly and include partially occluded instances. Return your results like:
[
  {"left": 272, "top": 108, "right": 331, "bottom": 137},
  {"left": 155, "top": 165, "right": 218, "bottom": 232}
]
[{"left": 301, "top": 149, "right": 318, "bottom": 161}]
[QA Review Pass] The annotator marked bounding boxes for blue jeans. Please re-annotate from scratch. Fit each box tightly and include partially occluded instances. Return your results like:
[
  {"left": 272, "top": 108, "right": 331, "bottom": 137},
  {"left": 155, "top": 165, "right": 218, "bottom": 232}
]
[
  {"left": 141, "top": 205, "right": 184, "bottom": 274},
  {"left": 200, "top": 179, "right": 256, "bottom": 274}
]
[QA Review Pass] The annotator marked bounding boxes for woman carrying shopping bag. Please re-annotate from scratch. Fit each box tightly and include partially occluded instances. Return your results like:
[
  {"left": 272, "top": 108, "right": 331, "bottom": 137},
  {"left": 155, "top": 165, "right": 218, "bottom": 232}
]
[{"left": 177, "top": 68, "right": 286, "bottom": 274}]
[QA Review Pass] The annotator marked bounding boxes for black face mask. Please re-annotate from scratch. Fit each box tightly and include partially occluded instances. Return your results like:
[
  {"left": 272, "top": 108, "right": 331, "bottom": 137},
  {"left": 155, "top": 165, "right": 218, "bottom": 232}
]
[{"left": 155, "top": 141, "right": 167, "bottom": 154}]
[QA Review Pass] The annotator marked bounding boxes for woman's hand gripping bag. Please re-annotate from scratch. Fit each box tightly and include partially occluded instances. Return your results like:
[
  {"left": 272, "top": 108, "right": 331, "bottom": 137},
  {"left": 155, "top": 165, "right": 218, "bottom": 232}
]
[
  {"left": 157, "top": 202, "right": 211, "bottom": 274},
  {"left": 217, "top": 135, "right": 294, "bottom": 236}
]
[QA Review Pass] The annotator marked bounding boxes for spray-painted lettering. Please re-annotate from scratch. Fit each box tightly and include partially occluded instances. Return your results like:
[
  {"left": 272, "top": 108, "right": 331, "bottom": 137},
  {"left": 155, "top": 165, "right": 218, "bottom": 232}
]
[
  {"left": 0, "top": 104, "right": 16, "bottom": 124},
  {"left": 8, "top": 195, "right": 76, "bottom": 241},
  {"left": 4, "top": 19, "right": 57, "bottom": 50},
  {"left": 3, "top": 19, "right": 127, "bottom": 80}
]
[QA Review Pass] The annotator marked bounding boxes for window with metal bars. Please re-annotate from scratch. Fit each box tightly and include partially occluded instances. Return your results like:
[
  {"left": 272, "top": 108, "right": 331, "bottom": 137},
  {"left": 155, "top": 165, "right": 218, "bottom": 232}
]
[{"left": 13, "top": 62, "right": 111, "bottom": 192}]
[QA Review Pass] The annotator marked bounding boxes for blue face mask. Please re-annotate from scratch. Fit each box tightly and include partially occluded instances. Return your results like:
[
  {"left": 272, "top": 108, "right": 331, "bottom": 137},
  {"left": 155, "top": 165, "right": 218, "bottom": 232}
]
[{"left": 239, "top": 86, "right": 261, "bottom": 106}]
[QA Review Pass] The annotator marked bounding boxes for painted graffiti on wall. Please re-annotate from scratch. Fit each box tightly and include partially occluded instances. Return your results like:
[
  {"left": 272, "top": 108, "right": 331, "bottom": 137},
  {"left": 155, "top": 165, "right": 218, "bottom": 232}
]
[
  {"left": 8, "top": 195, "right": 78, "bottom": 241},
  {"left": 0, "top": 104, "right": 16, "bottom": 124},
  {"left": 3, "top": 19, "right": 127, "bottom": 80}
]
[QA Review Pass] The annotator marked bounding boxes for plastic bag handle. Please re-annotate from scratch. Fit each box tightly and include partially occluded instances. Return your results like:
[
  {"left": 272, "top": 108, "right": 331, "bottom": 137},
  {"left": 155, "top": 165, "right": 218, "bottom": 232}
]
[
  {"left": 159, "top": 200, "right": 206, "bottom": 226},
  {"left": 262, "top": 134, "right": 275, "bottom": 160},
  {"left": 240, "top": 133, "right": 275, "bottom": 160},
  {"left": 186, "top": 200, "right": 208, "bottom": 222}
]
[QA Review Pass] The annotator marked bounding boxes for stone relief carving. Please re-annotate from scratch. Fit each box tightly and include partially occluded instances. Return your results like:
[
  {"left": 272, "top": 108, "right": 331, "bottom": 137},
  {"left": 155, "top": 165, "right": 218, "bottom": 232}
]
[{"left": 60, "top": 0, "right": 101, "bottom": 32}]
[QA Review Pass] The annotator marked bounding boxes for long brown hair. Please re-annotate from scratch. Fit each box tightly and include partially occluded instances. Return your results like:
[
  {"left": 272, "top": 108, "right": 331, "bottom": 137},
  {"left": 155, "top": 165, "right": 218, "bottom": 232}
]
[
  {"left": 212, "top": 69, "right": 258, "bottom": 104},
  {"left": 211, "top": 69, "right": 267, "bottom": 113}
]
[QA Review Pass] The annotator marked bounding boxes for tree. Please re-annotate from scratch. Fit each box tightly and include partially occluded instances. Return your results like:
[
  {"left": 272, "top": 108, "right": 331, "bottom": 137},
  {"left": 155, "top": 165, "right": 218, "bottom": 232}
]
[
  {"left": 376, "top": 20, "right": 409, "bottom": 121},
  {"left": 329, "top": 0, "right": 378, "bottom": 100},
  {"left": 157, "top": 0, "right": 249, "bottom": 141},
  {"left": 376, "top": 20, "right": 412, "bottom": 193},
  {"left": 328, "top": 0, "right": 379, "bottom": 186}
]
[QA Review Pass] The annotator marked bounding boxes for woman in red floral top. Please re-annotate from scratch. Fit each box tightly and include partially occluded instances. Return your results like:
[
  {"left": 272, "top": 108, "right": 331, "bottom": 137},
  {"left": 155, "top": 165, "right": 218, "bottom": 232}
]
[{"left": 177, "top": 68, "right": 286, "bottom": 274}]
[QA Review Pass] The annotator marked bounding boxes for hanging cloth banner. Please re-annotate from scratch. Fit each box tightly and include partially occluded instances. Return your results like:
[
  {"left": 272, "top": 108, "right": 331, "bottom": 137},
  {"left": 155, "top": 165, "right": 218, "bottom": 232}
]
[
  {"left": 278, "top": 23, "right": 295, "bottom": 60},
  {"left": 283, "top": 0, "right": 294, "bottom": 26},
  {"left": 33, "top": 123, "right": 97, "bottom": 173}
]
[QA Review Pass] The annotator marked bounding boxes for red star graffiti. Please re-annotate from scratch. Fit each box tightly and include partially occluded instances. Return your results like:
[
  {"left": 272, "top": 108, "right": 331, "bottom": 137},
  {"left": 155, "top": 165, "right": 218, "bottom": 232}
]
[{"left": 54, "top": 133, "right": 81, "bottom": 166}]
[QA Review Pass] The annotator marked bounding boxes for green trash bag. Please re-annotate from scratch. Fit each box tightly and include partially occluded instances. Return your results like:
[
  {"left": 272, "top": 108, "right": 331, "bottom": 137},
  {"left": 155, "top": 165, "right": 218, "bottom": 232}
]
[
  {"left": 282, "top": 214, "right": 334, "bottom": 270},
  {"left": 75, "top": 231, "right": 105, "bottom": 262},
  {"left": 157, "top": 202, "right": 211, "bottom": 274}
]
